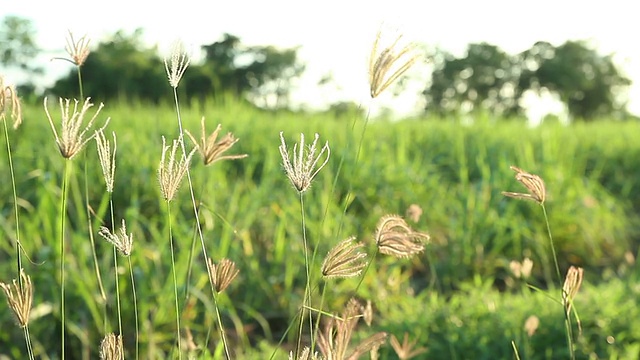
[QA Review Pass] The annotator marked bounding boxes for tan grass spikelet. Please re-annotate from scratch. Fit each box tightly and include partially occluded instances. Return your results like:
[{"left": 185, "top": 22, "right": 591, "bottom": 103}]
[
  {"left": 562, "top": 266, "right": 584, "bottom": 314},
  {"left": 99, "top": 333, "right": 124, "bottom": 360},
  {"left": 279, "top": 131, "right": 330, "bottom": 193},
  {"left": 502, "top": 165, "right": 546, "bottom": 204},
  {"left": 524, "top": 315, "right": 540, "bottom": 337},
  {"left": 390, "top": 332, "right": 427, "bottom": 359},
  {"left": 65, "top": 31, "right": 90, "bottom": 66},
  {"left": 98, "top": 219, "right": 133, "bottom": 256},
  {"left": 165, "top": 40, "right": 190, "bottom": 88},
  {"left": 206, "top": 257, "right": 239, "bottom": 293},
  {"left": 44, "top": 97, "right": 110, "bottom": 159},
  {"left": 157, "top": 136, "right": 196, "bottom": 201},
  {"left": 369, "top": 26, "right": 420, "bottom": 98},
  {"left": 289, "top": 347, "right": 323, "bottom": 360},
  {"left": 185, "top": 117, "right": 248, "bottom": 166},
  {"left": 0, "top": 268, "right": 33, "bottom": 328},
  {"left": 374, "top": 215, "right": 429, "bottom": 258},
  {"left": 321, "top": 236, "right": 368, "bottom": 279},
  {"left": 95, "top": 129, "right": 117, "bottom": 193},
  {"left": 0, "top": 76, "right": 23, "bottom": 129}
]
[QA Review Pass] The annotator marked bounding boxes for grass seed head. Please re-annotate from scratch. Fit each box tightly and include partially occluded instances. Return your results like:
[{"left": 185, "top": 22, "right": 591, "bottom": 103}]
[
  {"left": 207, "top": 257, "right": 239, "bottom": 293},
  {"left": 524, "top": 315, "right": 540, "bottom": 337},
  {"left": 502, "top": 165, "right": 546, "bottom": 204},
  {"left": 95, "top": 129, "right": 117, "bottom": 193},
  {"left": 165, "top": 40, "right": 190, "bottom": 88},
  {"left": 374, "top": 215, "right": 429, "bottom": 258},
  {"left": 0, "top": 268, "right": 33, "bottom": 328},
  {"left": 65, "top": 31, "right": 91, "bottom": 66},
  {"left": 0, "top": 76, "right": 23, "bottom": 129},
  {"left": 279, "top": 131, "right": 330, "bottom": 193},
  {"left": 98, "top": 219, "right": 133, "bottom": 256},
  {"left": 321, "top": 236, "right": 368, "bottom": 279},
  {"left": 157, "top": 136, "right": 196, "bottom": 201},
  {"left": 369, "top": 25, "right": 420, "bottom": 98},
  {"left": 289, "top": 347, "right": 323, "bottom": 360},
  {"left": 44, "top": 97, "right": 110, "bottom": 159},
  {"left": 99, "top": 333, "right": 124, "bottom": 360},
  {"left": 185, "top": 117, "right": 248, "bottom": 166},
  {"left": 562, "top": 266, "right": 584, "bottom": 314},
  {"left": 390, "top": 332, "right": 428, "bottom": 359}
]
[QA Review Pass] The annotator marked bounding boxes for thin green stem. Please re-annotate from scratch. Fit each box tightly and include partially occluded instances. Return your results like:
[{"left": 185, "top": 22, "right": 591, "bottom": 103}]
[
  {"left": 352, "top": 247, "right": 378, "bottom": 296},
  {"left": 540, "top": 204, "right": 574, "bottom": 359},
  {"left": 294, "top": 193, "right": 313, "bottom": 359},
  {"left": 23, "top": 326, "right": 35, "bottom": 360},
  {"left": 108, "top": 197, "right": 123, "bottom": 346},
  {"left": 166, "top": 201, "right": 182, "bottom": 359},
  {"left": 127, "top": 257, "right": 139, "bottom": 360},
  {"left": 170, "top": 88, "right": 231, "bottom": 359},
  {"left": 76, "top": 66, "right": 84, "bottom": 101},
  {"left": 2, "top": 119, "right": 23, "bottom": 281},
  {"left": 60, "top": 160, "right": 71, "bottom": 360}
]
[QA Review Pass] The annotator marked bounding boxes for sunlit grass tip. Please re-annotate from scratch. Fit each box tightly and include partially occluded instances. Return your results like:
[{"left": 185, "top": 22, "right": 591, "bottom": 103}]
[
  {"left": 185, "top": 117, "right": 248, "bottom": 166},
  {"left": 206, "top": 257, "right": 239, "bottom": 293},
  {"left": 157, "top": 136, "right": 196, "bottom": 201},
  {"left": 321, "top": 236, "right": 368, "bottom": 279},
  {"left": 44, "top": 97, "right": 110, "bottom": 159},
  {"left": 95, "top": 129, "right": 117, "bottom": 193},
  {"left": 562, "top": 266, "right": 584, "bottom": 314},
  {"left": 65, "top": 31, "right": 91, "bottom": 66},
  {"left": 0, "top": 76, "right": 23, "bottom": 129},
  {"left": 369, "top": 24, "right": 420, "bottom": 98},
  {"left": 164, "top": 39, "right": 190, "bottom": 88},
  {"left": 0, "top": 268, "right": 33, "bottom": 328},
  {"left": 374, "top": 214, "right": 430, "bottom": 258},
  {"left": 390, "top": 332, "right": 428, "bottom": 359},
  {"left": 502, "top": 165, "right": 546, "bottom": 205},
  {"left": 98, "top": 219, "right": 133, "bottom": 256},
  {"left": 99, "top": 333, "right": 124, "bottom": 360},
  {"left": 279, "top": 131, "right": 330, "bottom": 193}
]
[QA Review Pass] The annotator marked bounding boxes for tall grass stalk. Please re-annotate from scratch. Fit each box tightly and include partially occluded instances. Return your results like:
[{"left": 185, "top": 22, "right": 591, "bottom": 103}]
[
  {"left": 59, "top": 160, "right": 72, "bottom": 360},
  {"left": 165, "top": 200, "right": 182, "bottom": 358},
  {"left": 294, "top": 193, "right": 314, "bottom": 358},
  {"left": 2, "top": 118, "right": 23, "bottom": 284}
]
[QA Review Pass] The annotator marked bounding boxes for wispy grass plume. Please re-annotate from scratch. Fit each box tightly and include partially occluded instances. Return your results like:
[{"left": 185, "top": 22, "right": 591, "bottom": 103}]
[{"left": 1, "top": 268, "right": 35, "bottom": 359}]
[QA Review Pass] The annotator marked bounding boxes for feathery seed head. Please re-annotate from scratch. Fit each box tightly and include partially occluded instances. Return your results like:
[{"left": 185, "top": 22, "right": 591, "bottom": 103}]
[
  {"left": 99, "top": 219, "right": 133, "bottom": 256},
  {"left": 502, "top": 165, "right": 546, "bottom": 204},
  {"left": 390, "top": 332, "right": 427, "bottom": 360},
  {"left": 0, "top": 268, "right": 33, "bottom": 328},
  {"left": 65, "top": 31, "right": 91, "bottom": 66},
  {"left": 369, "top": 26, "right": 420, "bottom": 98},
  {"left": 279, "top": 131, "right": 330, "bottom": 193},
  {"left": 157, "top": 136, "right": 196, "bottom": 201},
  {"left": 321, "top": 236, "right": 368, "bottom": 279},
  {"left": 524, "top": 315, "right": 540, "bottom": 337},
  {"left": 95, "top": 130, "right": 117, "bottom": 193},
  {"left": 44, "top": 97, "right": 110, "bottom": 159},
  {"left": 185, "top": 117, "right": 248, "bottom": 166},
  {"left": 0, "top": 76, "right": 23, "bottom": 129},
  {"left": 99, "top": 333, "right": 124, "bottom": 360},
  {"left": 374, "top": 215, "right": 429, "bottom": 258},
  {"left": 562, "top": 266, "right": 584, "bottom": 314},
  {"left": 206, "top": 257, "right": 239, "bottom": 293},
  {"left": 509, "top": 257, "right": 533, "bottom": 279},
  {"left": 165, "top": 40, "right": 190, "bottom": 88}
]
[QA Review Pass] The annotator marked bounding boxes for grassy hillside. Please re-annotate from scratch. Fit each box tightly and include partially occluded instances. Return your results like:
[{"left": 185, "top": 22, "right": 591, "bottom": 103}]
[{"left": 0, "top": 98, "right": 639, "bottom": 359}]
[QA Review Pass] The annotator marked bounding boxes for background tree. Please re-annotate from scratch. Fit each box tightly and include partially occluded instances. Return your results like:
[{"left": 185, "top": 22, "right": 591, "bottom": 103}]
[
  {"left": 518, "top": 40, "right": 631, "bottom": 120},
  {"left": 0, "top": 16, "right": 42, "bottom": 97},
  {"left": 49, "top": 29, "right": 166, "bottom": 102}
]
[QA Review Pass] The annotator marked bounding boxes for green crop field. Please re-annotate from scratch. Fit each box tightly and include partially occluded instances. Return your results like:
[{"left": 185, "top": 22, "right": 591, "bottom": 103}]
[{"left": 1, "top": 97, "right": 639, "bottom": 359}]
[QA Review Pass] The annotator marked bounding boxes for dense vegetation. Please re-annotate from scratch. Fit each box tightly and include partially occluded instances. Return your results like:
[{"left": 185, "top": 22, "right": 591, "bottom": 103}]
[{"left": 0, "top": 98, "right": 639, "bottom": 358}]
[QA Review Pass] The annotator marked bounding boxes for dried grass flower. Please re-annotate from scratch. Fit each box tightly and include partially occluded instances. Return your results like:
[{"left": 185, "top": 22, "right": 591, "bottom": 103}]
[
  {"left": 185, "top": 117, "right": 248, "bottom": 166},
  {"left": 289, "top": 347, "right": 323, "bottom": 360},
  {"left": 562, "top": 266, "right": 584, "bottom": 314},
  {"left": 374, "top": 215, "right": 429, "bottom": 258},
  {"left": 95, "top": 129, "right": 117, "bottom": 193},
  {"left": 98, "top": 219, "right": 133, "bottom": 256},
  {"left": 0, "top": 268, "right": 33, "bottom": 328},
  {"left": 279, "top": 132, "right": 330, "bottom": 193},
  {"left": 0, "top": 76, "right": 23, "bottom": 129},
  {"left": 405, "top": 204, "right": 423, "bottom": 223},
  {"left": 317, "top": 298, "right": 387, "bottom": 360},
  {"left": 99, "top": 333, "right": 124, "bottom": 360},
  {"left": 321, "top": 236, "right": 368, "bottom": 279},
  {"left": 44, "top": 97, "right": 110, "bottom": 159},
  {"left": 363, "top": 300, "right": 373, "bottom": 327},
  {"left": 165, "top": 40, "right": 190, "bottom": 88},
  {"left": 206, "top": 257, "right": 239, "bottom": 293},
  {"left": 390, "top": 332, "right": 427, "bottom": 359},
  {"left": 157, "top": 136, "right": 196, "bottom": 201},
  {"left": 65, "top": 31, "right": 91, "bottom": 66},
  {"left": 509, "top": 257, "right": 533, "bottom": 279},
  {"left": 524, "top": 315, "right": 540, "bottom": 337},
  {"left": 369, "top": 25, "right": 420, "bottom": 98},
  {"left": 502, "top": 165, "right": 546, "bottom": 204}
]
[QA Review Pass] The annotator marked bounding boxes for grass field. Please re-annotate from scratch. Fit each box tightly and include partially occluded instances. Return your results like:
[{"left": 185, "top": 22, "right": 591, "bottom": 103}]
[{"left": 0, "top": 95, "right": 639, "bottom": 359}]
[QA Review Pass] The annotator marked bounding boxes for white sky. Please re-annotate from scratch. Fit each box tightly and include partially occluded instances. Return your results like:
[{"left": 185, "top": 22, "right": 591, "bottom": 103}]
[{"left": 3, "top": 0, "right": 640, "bottom": 118}]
